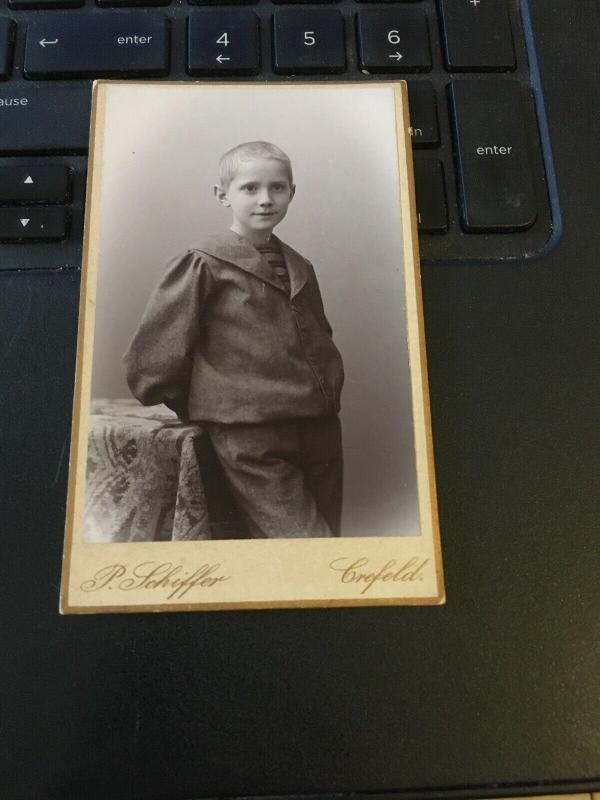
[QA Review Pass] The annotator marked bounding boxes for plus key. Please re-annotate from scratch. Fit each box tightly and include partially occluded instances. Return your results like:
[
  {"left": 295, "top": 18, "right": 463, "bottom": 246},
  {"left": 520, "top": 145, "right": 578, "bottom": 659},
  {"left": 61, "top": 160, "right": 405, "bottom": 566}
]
[{"left": 439, "top": 0, "right": 516, "bottom": 71}]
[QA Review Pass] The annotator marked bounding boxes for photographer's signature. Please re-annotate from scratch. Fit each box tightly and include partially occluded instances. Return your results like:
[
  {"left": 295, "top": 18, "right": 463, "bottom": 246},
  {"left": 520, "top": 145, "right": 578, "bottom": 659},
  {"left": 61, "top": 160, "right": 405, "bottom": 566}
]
[
  {"left": 80, "top": 561, "right": 230, "bottom": 600},
  {"left": 329, "top": 556, "right": 429, "bottom": 594}
]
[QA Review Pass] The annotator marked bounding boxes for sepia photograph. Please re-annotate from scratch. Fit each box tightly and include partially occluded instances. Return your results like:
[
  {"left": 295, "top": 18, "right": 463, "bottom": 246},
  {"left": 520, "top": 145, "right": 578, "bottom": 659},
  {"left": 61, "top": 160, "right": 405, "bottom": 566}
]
[{"left": 61, "top": 81, "right": 444, "bottom": 612}]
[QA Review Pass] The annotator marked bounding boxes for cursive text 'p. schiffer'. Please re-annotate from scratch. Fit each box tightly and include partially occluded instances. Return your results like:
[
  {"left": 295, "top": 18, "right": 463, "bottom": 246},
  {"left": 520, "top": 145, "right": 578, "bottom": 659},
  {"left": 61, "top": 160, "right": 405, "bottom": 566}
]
[{"left": 80, "top": 561, "right": 231, "bottom": 600}]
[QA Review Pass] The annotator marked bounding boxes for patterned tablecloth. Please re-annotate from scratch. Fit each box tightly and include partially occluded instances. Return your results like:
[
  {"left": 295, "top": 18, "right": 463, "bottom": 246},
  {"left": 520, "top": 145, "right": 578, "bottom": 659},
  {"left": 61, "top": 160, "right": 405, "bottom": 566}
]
[{"left": 84, "top": 399, "right": 213, "bottom": 543}]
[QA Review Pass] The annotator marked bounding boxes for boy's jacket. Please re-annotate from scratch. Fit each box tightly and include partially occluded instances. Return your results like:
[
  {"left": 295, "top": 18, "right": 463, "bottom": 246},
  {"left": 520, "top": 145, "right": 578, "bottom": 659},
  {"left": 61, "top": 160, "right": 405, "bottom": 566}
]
[{"left": 123, "top": 231, "right": 344, "bottom": 424}]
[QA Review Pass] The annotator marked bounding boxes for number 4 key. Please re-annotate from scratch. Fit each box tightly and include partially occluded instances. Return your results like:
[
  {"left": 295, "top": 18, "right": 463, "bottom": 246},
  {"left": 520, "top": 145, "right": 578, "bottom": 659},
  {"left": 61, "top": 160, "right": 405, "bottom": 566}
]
[{"left": 187, "top": 11, "right": 260, "bottom": 75}]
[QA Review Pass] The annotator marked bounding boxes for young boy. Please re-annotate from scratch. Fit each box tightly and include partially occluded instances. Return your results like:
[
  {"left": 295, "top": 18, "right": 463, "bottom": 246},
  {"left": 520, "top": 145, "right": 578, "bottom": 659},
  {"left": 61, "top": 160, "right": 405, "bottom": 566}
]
[{"left": 123, "top": 141, "right": 344, "bottom": 538}]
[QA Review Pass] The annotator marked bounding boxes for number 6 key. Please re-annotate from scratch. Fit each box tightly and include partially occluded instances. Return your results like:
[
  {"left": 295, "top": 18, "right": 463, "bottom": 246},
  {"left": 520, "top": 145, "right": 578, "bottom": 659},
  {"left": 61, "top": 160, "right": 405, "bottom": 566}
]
[{"left": 357, "top": 8, "right": 431, "bottom": 73}]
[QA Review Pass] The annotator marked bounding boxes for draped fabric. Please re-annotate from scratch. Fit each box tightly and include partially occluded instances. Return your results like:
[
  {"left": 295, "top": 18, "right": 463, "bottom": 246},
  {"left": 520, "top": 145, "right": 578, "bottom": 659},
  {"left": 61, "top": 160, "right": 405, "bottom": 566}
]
[{"left": 84, "top": 399, "right": 212, "bottom": 542}]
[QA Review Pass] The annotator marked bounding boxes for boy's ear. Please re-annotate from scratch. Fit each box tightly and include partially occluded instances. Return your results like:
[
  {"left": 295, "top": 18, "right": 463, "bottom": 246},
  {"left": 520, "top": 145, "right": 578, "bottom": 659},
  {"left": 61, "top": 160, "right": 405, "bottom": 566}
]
[
  {"left": 214, "top": 184, "right": 231, "bottom": 207},
  {"left": 290, "top": 184, "right": 296, "bottom": 202}
]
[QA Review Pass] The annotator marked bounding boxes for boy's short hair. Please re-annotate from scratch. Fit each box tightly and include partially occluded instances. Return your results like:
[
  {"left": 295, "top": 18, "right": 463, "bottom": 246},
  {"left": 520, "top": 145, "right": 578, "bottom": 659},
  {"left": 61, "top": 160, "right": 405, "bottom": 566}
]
[{"left": 219, "top": 141, "right": 293, "bottom": 189}]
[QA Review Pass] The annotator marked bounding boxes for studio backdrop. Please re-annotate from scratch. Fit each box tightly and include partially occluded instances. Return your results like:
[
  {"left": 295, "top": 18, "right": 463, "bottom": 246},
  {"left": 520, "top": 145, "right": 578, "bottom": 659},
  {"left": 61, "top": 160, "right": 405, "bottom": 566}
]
[{"left": 89, "top": 83, "right": 419, "bottom": 538}]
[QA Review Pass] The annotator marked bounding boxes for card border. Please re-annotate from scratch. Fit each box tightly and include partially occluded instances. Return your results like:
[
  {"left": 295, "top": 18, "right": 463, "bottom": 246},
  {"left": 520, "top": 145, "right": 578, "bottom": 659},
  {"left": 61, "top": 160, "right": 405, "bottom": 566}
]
[{"left": 60, "top": 80, "right": 445, "bottom": 614}]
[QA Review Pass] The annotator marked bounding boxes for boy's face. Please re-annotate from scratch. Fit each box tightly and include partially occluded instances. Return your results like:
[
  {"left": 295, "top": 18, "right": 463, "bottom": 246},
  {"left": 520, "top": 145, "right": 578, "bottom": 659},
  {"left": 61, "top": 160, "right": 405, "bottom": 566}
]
[{"left": 215, "top": 157, "right": 295, "bottom": 241}]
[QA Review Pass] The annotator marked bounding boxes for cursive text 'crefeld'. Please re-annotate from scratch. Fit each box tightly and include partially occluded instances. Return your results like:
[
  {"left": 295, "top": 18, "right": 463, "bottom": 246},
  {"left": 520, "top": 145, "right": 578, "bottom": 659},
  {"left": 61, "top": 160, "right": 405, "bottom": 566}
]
[{"left": 329, "top": 556, "right": 429, "bottom": 595}]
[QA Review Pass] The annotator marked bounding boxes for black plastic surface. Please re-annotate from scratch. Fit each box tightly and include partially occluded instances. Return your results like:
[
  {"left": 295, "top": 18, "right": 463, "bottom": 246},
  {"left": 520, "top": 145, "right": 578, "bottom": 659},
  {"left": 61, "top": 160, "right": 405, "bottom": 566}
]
[
  {"left": 0, "top": 0, "right": 553, "bottom": 265},
  {"left": 1, "top": 2, "right": 599, "bottom": 799}
]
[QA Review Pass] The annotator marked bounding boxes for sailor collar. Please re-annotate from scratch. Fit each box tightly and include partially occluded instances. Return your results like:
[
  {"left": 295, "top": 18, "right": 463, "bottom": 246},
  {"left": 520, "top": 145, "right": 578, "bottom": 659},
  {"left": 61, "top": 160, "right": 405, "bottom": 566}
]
[{"left": 195, "top": 229, "right": 310, "bottom": 298}]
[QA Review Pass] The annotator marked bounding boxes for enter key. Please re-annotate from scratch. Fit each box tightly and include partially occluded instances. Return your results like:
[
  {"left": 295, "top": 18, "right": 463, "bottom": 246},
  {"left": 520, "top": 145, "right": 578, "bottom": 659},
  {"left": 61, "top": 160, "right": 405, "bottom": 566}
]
[
  {"left": 24, "top": 13, "right": 169, "bottom": 78},
  {"left": 449, "top": 80, "right": 537, "bottom": 232}
]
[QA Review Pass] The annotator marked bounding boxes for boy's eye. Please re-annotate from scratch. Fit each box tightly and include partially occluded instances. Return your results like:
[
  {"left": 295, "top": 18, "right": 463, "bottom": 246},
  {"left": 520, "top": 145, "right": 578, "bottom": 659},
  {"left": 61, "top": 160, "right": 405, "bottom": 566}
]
[
  {"left": 243, "top": 184, "right": 257, "bottom": 192},
  {"left": 272, "top": 184, "right": 285, "bottom": 191}
]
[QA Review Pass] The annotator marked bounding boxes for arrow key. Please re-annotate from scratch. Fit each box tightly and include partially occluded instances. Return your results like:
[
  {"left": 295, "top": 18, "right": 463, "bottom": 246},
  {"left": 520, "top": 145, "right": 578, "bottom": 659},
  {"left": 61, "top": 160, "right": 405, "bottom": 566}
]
[
  {"left": 0, "top": 165, "right": 71, "bottom": 203},
  {"left": 187, "top": 11, "right": 260, "bottom": 76},
  {"left": 0, "top": 207, "right": 68, "bottom": 241},
  {"left": 357, "top": 8, "right": 431, "bottom": 73}
]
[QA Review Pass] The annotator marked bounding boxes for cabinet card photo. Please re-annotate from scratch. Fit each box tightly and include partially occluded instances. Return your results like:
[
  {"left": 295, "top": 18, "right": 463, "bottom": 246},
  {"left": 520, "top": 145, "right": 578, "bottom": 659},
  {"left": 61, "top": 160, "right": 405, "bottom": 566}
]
[{"left": 61, "top": 81, "right": 444, "bottom": 613}]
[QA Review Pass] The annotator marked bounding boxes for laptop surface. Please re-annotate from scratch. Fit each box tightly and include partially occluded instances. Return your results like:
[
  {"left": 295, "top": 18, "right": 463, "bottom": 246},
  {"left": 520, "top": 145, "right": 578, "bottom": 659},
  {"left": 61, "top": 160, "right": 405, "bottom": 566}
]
[{"left": 1, "top": 0, "right": 598, "bottom": 798}]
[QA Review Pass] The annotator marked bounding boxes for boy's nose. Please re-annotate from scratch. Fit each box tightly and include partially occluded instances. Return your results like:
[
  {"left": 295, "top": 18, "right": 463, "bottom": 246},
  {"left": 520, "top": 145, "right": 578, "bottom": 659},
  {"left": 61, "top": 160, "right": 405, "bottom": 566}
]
[{"left": 258, "top": 190, "right": 273, "bottom": 205}]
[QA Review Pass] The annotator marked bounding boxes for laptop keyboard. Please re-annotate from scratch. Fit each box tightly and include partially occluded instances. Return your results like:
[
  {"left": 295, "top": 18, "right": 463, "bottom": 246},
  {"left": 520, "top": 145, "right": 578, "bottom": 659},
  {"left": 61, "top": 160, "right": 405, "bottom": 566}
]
[{"left": 0, "top": 0, "right": 553, "bottom": 269}]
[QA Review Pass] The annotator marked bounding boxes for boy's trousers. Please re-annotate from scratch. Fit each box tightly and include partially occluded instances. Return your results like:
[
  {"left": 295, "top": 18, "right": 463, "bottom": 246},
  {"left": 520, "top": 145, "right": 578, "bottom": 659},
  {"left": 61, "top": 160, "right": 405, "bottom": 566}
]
[{"left": 206, "top": 415, "right": 343, "bottom": 538}]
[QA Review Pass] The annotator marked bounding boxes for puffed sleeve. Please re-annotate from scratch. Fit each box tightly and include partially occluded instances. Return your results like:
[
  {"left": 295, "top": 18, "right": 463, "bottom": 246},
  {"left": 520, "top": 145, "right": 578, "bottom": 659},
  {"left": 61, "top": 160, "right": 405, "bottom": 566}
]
[{"left": 122, "top": 250, "right": 213, "bottom": 419}]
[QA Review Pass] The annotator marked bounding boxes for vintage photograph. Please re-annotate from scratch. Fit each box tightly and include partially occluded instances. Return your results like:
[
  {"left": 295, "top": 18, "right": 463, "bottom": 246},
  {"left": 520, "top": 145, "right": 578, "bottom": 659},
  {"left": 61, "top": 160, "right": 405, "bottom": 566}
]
[{"left": 61, "top": 81, "right": 444, "bottom": 611}]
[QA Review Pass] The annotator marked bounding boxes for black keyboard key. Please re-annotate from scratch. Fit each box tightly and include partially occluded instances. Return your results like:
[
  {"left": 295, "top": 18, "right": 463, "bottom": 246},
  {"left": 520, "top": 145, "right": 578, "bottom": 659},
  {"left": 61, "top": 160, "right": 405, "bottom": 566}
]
[
  {"left": 24, "top": 14, "right": 169, "bottom": 79},
  {"left": 187, "top": 11, "right": 260, "bottom": 75},
  {"left": 0, "top": 86, "right": 91, "bottom": 153},
  {"left": 0, "top": 165, "right": 71, "bottom": 202},
  {"left": 189, "top": 0, "right": 256, "bottom": 5},
  {"left": 0, "top": 19, "right": 15, "bottom": 80},
  {"left": 273, "top": 0, "right": 337, "bottom": 4},
  {"left": 0, "top": 206, "right": 68, "bottom": 240},
  {"left": 357, "top": 8, "right": 431, "bottom": 73},
  {"left": 188, "top": 0, "right": 253, "bottom": 6},
  {"left": 414, "top": 159, "right": 447, "bottom": 233},
  {"left": 9, "top": 0, "right": 83, "bottom": 7},
  {"left": 407, "top": 81, "right": 439, "bottom": 147},
  {"left": 273, "top": 10, "right": 345, "bottom": 74},
  {"left": 449, "top": 80, "right": 536, "bottom": 232},
  {"left": 439, "top": 0, "right": 515, "bottom": 72},
  {"left": 97, "top": 0, "right": 170, "bottom": 6}
]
